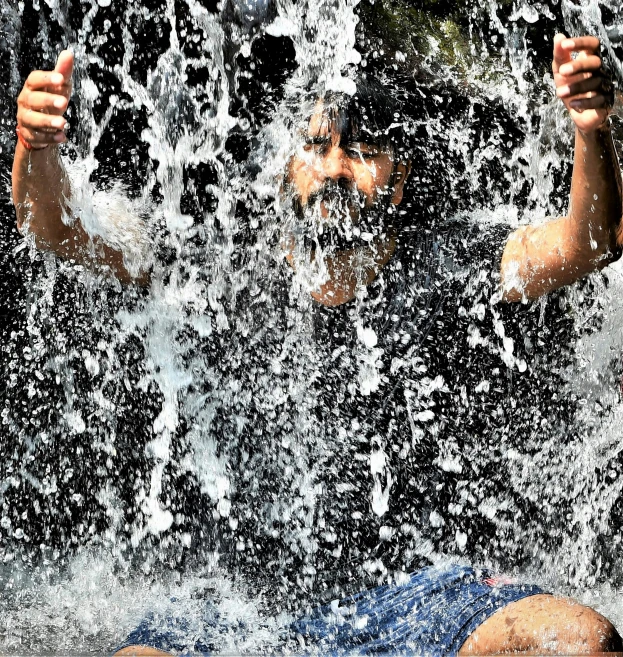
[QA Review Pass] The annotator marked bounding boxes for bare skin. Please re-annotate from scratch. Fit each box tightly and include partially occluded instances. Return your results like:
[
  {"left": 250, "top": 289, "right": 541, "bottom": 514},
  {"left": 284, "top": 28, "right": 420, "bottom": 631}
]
[
  {"left": 12, "top": 34, "right": 623, "bottom": 657},
  {"left": 12, "top": 38, "right": 622, "bottom": 300},
  {"left": 283, "top": 103, "right": 409, "bottom": 305},
  {"left": 12, "top": 50, "right": 147, "bottom": 284},
  {"left": 114, "top": 595, "right": 623, "bottom": 657},
  {"left": 459, "top": 594, "right": 622, "bottom": 655},
  {"left": 501, "top": 34, "right": 623, "bottom": 302},
  {"left": 284, "top": 34, "right": 622, "bottom": 306}
]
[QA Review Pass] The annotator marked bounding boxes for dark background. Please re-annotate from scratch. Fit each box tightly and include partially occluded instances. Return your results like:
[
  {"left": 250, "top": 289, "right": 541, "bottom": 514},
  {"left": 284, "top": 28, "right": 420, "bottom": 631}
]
[{"left": 5, "top": 0, "right": 623, "bottom": 586}]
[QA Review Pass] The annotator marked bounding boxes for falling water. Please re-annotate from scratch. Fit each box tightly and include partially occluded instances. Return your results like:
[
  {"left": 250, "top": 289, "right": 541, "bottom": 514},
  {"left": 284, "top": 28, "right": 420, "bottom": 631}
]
[{"left": 2, "top": 0, "right": 623, "bottom": 652}]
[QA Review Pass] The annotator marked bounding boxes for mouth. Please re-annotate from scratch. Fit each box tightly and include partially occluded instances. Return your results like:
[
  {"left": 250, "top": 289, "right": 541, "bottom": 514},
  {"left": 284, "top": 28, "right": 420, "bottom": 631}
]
[
  {"left": 287, "top": 183, "right": 367, "bottom": 256},
  {"left": 316, "top": 194, "right": 361, "bottom": 223}
]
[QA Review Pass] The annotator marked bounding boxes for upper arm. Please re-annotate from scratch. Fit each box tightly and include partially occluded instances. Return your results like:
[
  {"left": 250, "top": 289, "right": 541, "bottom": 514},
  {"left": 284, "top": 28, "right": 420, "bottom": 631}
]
[{"left": 501, "top": 215, "right": 617, "bottom": 302}]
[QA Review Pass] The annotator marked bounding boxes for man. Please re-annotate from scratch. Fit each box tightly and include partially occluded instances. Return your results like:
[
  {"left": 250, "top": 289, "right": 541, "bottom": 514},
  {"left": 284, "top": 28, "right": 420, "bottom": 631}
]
[{"left": 12, "top": 29, "right": 623, "bottom": 655}]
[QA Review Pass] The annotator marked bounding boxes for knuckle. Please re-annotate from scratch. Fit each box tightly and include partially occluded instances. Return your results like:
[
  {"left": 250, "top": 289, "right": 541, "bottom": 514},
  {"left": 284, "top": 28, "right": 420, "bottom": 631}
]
[
  {"left": 27, "top": 71, "right": 42, "bottom": 86},
  {"left": 23, "top": 89, "right": 34, "bottom": 107},
  {"left": 18, "top": 107, "right": 31, "bottom": 124}
]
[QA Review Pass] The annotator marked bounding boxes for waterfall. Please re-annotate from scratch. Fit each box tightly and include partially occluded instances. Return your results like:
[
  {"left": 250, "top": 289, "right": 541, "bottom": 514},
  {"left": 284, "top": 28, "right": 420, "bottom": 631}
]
[{"left": 2, "top": 0, "right": 623, "bottom": 651}]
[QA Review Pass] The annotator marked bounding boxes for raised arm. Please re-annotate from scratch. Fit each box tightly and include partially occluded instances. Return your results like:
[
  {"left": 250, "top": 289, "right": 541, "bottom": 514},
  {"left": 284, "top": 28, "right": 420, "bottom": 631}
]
[
  {"left": 501, "top": 34, "right": 622, "bottom": 302},
  {"left": 12, "top": 50, "right": 149, "bottom": 284}
]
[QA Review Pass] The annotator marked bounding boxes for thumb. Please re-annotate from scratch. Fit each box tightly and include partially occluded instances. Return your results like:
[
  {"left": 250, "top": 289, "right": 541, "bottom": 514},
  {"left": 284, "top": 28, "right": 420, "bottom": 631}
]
[
  {"left": 55, "top": 49, "right": 74, "bottom": 83},
  {"left": 552, "top": 33, "right": 571, "bottom": 73}
]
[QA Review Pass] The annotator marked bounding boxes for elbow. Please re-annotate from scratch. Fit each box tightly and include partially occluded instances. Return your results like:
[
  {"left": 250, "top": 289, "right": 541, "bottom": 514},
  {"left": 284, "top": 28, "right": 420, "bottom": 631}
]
[{"left": 587, "top": 222, "right": 623, "bottom": 271}]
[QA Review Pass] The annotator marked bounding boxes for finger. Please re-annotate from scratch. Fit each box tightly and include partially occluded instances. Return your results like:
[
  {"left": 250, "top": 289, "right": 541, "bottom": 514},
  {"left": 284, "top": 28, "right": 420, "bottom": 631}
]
[
  {"left": 553, "top": 33, "right": 571, "bottom": 73},
  {"left": 557, "top": 75, "right": 603, "bottom": 99},
  {"left": 570, "top": 95, "right": 609, "bottom": 110},
  {"left": 54, "top": 50, "right": 74, "bottom": 83},
  {"left": 555, "top": 70, "right": 595, "bottom": 87},
  {"left": 18, "top": 125, "right": 66, "bottom": 146},
  {"left": 20, "top": 90, "right": 69, "bottom": 113},
  {"left": 17, "top": 107, "right": 66, "bottom": 131},
  {"left": 560, "top": 36, "right": 601, "bottom": 55},
  {"left": 25, "top": 70, "right": 65, "bottom": 91},
  {"left": 558, "top": 55, "right": 603, "bottom": 76}
]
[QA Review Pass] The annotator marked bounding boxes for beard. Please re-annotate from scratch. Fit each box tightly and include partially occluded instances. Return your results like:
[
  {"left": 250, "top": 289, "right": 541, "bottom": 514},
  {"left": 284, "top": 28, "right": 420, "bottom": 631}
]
[{"left": 283, "top": 179, "right": 396, "bottom": 263}]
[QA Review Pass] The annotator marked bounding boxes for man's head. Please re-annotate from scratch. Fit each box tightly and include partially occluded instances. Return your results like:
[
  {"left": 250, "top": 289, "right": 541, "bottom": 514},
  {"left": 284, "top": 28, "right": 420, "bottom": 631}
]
[{"left": 282, "top": 77, "right": 411, "bottom": 306}]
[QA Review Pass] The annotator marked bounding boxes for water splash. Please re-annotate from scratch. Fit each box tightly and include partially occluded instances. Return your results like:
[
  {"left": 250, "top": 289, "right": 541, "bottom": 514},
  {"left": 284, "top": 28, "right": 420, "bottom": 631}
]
[{"left": 3, "top": 0, "right": 623, "bottom": 651}]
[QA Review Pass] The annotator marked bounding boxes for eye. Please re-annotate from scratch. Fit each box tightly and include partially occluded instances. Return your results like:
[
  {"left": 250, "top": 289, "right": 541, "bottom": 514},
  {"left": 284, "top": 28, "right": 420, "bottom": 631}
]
[
  {"left": 345, "top": 143, "right": 379, "bottom": 160},
  {"left": 303, "top": 141, "right": 327, "bottom": 155}
]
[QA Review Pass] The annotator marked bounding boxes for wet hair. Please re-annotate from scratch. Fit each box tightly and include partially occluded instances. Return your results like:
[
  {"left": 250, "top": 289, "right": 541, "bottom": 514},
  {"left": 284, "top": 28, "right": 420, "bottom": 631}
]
[{"left": 295, "top": 75, "right": 413, "bottom": 164}]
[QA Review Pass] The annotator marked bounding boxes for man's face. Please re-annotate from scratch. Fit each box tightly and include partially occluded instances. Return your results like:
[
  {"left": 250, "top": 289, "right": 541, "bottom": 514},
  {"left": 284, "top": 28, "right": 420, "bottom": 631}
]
[{"left": 283, "top": 100, "right": 409, "bottom": 306}]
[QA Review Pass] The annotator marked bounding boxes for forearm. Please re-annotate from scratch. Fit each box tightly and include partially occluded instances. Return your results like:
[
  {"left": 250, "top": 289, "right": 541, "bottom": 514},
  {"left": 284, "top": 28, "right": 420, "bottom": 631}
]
[
  {"left": 567, "top": 124, "right": 622, "bottom": 260},
  {"left": 13, "top": 51, "right": 151, "bottom": 285},
  {"left": 501, "top": 34, "right": 623, "bottom": 303},
  {"left": 12, "top": 143, "right": 149, "bottom": 284},
  {"left": 12, "top": 142, "right": 77, "bottom": 251}
]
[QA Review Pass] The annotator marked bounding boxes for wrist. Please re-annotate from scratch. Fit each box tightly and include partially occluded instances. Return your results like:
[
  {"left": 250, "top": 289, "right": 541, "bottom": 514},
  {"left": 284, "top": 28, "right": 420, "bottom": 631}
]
[
  {"left": 16, "top": 125, "right": 49, "bottom": 151},
  {"left": 577, "top": 120, "right": 612, "bottom": 140},
  {"left": 595, "top": 118, "right": 612, "bottom": 134}
]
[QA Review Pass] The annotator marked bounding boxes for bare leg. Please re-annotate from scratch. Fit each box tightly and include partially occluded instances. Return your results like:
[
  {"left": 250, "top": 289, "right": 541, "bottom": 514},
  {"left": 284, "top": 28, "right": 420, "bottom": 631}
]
[{"left": 459, "top": 594, "right": 622, "bottom": 655}]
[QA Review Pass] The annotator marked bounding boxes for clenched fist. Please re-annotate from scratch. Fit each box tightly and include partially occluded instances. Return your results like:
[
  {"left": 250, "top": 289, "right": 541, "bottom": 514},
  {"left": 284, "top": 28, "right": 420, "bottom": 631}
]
[
  {"left": 16, "top": 50, "right": 73, "bottom": 150},
  {"left": 553, "top": 34, "right": 614, "bottom": 134}
]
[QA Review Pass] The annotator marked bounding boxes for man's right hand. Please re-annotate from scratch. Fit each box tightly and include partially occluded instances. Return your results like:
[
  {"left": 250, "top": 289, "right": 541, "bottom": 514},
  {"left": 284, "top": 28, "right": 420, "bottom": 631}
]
[{"left": 16, "top": 50, "right": 73, "bottom": 150}]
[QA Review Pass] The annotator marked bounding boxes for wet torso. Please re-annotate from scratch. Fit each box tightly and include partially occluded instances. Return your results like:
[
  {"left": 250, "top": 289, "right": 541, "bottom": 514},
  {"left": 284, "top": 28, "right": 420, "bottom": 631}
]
[{"left": 200, "top": 216, "right": 578, "bottom": 611}]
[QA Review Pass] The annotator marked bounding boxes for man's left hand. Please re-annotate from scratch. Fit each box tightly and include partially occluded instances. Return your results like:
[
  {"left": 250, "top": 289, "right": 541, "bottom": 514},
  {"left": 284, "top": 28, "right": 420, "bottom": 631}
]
[{"left": 553, "top": 33, "right": 614, "bottom": 134}]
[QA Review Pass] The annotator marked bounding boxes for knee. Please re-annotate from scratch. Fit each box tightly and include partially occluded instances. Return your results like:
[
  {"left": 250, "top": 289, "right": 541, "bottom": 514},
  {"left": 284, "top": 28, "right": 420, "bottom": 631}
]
[
  {"left": 527, "top": 595, "right": 622, "bottom": 653},
  {"left": 575, "top": 606, "right": 622, "bottom": 653},
  {"left": 460, "top": 594, "right": 622, "bottom": 655}
]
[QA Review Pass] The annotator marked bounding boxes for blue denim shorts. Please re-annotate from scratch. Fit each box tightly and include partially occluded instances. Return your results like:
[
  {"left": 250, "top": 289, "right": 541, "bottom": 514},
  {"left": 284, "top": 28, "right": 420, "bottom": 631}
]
[{"left": 116, "top": 564, "right": 543, "bottom": 656}]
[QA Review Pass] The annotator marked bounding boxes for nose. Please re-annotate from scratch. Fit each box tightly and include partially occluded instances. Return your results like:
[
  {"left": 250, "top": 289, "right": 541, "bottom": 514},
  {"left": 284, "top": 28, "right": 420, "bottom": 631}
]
[{"left": 320, "top": 146, "right": 354, "bottom": 185}]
